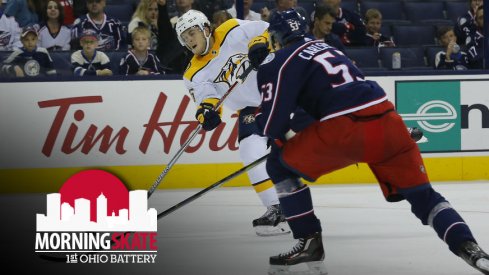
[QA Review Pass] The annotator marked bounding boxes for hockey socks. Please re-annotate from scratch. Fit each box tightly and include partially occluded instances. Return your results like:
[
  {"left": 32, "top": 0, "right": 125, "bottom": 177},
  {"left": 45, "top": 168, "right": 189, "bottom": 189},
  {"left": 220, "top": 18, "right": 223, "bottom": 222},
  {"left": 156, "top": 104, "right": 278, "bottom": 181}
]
[
  {"left": 252, "top": 179, "right": 280, "bottom": 207},
  {"left": 275, "top": 179, "right": 322, "bottom": 239},
  {"left": 403, "top": 186, "right": 476, "bottom": 255},
  {"left": 430, "top": 203, "right": 476, "bottom": 254}
]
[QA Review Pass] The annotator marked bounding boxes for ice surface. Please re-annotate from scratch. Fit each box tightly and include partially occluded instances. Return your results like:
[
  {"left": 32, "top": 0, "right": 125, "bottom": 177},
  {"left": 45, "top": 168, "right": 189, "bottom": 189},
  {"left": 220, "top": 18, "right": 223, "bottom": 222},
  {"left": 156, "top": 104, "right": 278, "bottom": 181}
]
[{"left": 1, "top": 181, "right": 488, "bottom": 275}]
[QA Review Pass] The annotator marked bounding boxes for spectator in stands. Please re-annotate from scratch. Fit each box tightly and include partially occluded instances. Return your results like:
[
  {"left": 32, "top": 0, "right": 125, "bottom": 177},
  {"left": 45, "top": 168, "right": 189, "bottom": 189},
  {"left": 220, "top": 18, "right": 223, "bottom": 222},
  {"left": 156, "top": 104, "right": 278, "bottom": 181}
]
[
  {"left": 265, "top": 0, "right": 309, "bottom": 24},
  {"left": 3, "top": 0, "right": 39, "bottom": 28},
  {"left": 226, "top": 0, "right": 261, "bottom": 21},
  {"left": 58, "top": 0, "right": 76, "bottom": 25},
  {"left": 120, "top": 26, "right": 166, "bottom": 75},
  {"left": 38, "top": 0, "right": 78, "bottom": 26},
  {"left": 38, "top": 0, "right": 71, "bottom": 51},
  {"left": 310, "top": 5, "right": 345, "bottom": 53},
  {"left": 434, "top": 26, "right": 469, "bottom": 70},
  {"left": 129, "top": 0, "right": 159, "bottom": 50},
  {"left": 0, "top": 1, "right": 22, "bottom": 51},
  {"left": 156, "top": 0, "right": 192, "bottom": 74},
  {"left": 363, "top": 8, "right": 394, "bottom": 48},
  {"left": 169, "top": 0, "right": 194, "bottom": 27},
  {"left": 193, "top": 0, "right": 233, "bottom": 20},
  {"left": 71, "top": 28, "right": 112, "bottom": 76},
  {"left": 73, "top": 0, "right": 88, "bottom": 19},
  {"left": 71, "top": 0, "right": 126, "bottom": 51},
  {"left": 466, "top": 4, "right": 484, "bottom": 69},
  {"left": 1, "top": 26, "right": 56, "bottom": 77},
  {"left": 322, "top": 0, "right": 366, "bottom": 46},
  {"left": 455, "top": 0, "right": 482, "bottom": 46},
  {"left": 212, "top": 10, "right": 233, "bottom": 28},
  {"left": 45, "top": 1, "right": 88, "bottom": 23}
]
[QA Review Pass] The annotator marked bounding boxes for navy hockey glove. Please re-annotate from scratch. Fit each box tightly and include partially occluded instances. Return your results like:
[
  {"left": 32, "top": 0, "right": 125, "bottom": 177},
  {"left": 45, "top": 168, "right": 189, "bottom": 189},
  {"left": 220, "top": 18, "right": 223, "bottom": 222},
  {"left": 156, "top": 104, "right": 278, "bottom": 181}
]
[
  {"left": 248, "top": 35, "right": 270, "bottom": 70},
  {"left": 195, "top": 98, "right": 222, "bottom": 131}
]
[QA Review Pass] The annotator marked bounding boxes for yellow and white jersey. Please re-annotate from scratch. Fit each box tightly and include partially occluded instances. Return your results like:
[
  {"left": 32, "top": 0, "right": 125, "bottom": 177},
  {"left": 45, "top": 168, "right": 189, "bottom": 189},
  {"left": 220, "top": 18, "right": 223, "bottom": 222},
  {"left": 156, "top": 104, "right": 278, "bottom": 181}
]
[{"left": 183, "top": 18, "right": 269, "bottom": 112}]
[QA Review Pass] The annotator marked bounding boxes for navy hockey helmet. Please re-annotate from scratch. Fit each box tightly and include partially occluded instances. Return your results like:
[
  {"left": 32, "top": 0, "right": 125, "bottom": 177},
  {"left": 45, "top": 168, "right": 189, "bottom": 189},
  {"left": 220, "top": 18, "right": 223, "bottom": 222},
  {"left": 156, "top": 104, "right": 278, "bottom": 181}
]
[{"left": 268, "top": 9, "right": 307, "bottom": 47}]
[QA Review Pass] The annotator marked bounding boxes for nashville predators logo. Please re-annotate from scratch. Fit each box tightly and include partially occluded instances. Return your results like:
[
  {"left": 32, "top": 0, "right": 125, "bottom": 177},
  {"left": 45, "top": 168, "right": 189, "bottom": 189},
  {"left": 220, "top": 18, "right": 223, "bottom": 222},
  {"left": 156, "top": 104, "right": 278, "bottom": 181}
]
[
  {"left": 214, "top": 53, "right": 251, "bottom": 87},
  {"left": 242, "top": 114, "right": 255, "bottom": 124}
]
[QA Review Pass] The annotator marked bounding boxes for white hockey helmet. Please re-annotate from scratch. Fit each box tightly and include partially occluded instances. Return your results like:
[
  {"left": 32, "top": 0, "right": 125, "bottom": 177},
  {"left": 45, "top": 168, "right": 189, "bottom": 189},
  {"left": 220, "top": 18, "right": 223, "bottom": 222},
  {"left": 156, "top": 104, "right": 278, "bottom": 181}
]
[{"left": 175, "top": 9, "right": 212, "bottom": 55}]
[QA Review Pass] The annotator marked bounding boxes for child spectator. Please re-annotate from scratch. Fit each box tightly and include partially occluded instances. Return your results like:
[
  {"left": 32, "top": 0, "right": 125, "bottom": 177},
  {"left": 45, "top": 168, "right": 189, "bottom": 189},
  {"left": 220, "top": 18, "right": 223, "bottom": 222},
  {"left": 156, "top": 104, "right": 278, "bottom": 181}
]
[
  {"left": 128, "top": 0, "right": 159, "bottom": 50},
  {"left": 0, "top": 1, "right": 22, "bottom": 51},
  {"left": 212, "top": 10, "right": 232, "bottom": 28},
  {"left": 310, "top": 5, "right": 345, "bottom": 53},
  {"left": 363, "top": 8, "right": 395, "bottom": 48},
  {"left": 455, "top": 0, "right": 482, "bottom": 45},
  {"left": 1, "top": 26, "right": 56, "bottom": 77},
  {"left": 3, "top": 0, "right": 39, "bottom": 28},
  {"left": 38, "top": 0, "right": 71, "bottom": 51},
  {"left": 119, "top": 26, "right": 166, "bottom": 75},
  {"left": 71, "top": 0, "right": 126, "bottom": 50},
  {"left": 71, "top": 29, "right": 112, "bottom": 76},
  {"left": 434, "top": 26, "right": 469, "bottom": 70},
  {"left": 466, "top": 4, "right": 484, "bottom": 69}
]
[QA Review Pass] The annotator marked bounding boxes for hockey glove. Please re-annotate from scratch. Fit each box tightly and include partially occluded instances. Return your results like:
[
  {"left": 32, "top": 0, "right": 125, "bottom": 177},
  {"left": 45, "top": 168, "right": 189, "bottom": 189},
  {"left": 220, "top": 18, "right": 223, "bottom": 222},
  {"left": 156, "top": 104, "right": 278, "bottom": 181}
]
[
  {"left": 195, "top": 98, "right": 222, "bottom": 131},
  {"left": 248, "top": 35, "right": 270, "bottom": 70}
]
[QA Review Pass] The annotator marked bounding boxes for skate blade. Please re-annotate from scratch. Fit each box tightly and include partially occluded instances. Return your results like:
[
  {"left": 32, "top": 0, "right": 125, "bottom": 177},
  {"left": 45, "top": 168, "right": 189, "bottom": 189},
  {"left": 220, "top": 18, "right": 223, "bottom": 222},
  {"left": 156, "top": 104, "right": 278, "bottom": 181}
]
[
  {"left": 268, "top": 261, "right": 328, "bottom": 275},
  {"left": 255, "top": 222, "right": 291, "bottom": 237},
  {"left": 416, "top": 136, "right": 428, "bottom": 144},
  {"left": 476, "top": 258, "right": 489, "bottom": 274}
]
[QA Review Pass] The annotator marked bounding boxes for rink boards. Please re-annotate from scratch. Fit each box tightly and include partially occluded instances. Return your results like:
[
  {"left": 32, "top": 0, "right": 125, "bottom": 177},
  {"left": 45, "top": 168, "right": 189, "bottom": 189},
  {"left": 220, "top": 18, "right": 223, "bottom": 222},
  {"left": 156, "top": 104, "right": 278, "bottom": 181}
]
[{"left": 1, "top": 74, "right": 489, "bottom": 192}]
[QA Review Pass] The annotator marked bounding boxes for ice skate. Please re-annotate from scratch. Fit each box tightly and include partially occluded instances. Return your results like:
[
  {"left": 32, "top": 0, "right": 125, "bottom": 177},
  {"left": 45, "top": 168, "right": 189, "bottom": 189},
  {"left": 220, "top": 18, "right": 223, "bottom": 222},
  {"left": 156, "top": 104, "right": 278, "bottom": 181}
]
[
  {"left": 270, "top": 232, "right": 325, "bottom": 266},
  {"left": 458, "top": 241, "right": 489, "bottom": 275},
  {"left": 253, "top": 204, "right": 291, "bottom": 236},
  {"left": 408, "top": 127, "right": 428, "bottom": 143},
  {"left": 268, "top": 261, "right": 328, "bottom": 275}
]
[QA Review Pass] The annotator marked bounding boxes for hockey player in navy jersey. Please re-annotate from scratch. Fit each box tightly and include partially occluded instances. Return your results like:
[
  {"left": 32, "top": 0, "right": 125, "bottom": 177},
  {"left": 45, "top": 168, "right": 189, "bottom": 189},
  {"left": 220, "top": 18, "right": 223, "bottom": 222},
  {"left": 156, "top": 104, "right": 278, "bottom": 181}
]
[{"left": 249, "top": 9, "right": 489, "bottom": 274}]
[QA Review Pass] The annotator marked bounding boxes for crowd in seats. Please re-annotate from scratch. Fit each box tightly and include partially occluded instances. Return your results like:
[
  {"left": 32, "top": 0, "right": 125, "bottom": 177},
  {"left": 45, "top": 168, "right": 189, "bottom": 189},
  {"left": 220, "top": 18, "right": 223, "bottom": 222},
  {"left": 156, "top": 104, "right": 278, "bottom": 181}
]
[{"left": 0, "top": 0, "right": 486, "bottom": 77}]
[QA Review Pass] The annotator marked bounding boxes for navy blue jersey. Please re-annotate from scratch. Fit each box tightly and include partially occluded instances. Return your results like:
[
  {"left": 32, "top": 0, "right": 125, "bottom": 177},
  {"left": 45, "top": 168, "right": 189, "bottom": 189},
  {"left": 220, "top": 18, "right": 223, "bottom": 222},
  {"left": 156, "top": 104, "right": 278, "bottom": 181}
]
[
  {"left": 324, "top": 33, "right": 345, "bottom": 53},
  {"left": 363, "top": 33, "right": 395, "bottom": 47},
  {"left": 256, "top": 39, "right": 387, "bottom": 139},
  {"left": 466, "top": 30, "right": 484, "bottom": 69},
  {"left": 1, "top": 47, "right": 56, "bottom": 77},
  {"left": 435, "top": 50, "right": 469, "bottom": 70},
  {"left": 72, "top": 14, "right": 125, "bottom": 50},
  {"left": 455, "top": 10, "right": 476, "bottom": 45},
  {"left": 119, "top": 50, "right": 166, "bottom": 75},
  {"left": 331, "top": 8, "right": 366, "bottom": 46}
]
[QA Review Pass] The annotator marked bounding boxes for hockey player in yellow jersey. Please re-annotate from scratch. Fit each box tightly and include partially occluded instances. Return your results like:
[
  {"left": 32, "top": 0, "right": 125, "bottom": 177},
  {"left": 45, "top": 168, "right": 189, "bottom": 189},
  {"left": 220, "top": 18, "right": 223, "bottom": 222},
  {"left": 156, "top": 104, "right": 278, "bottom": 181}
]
[{"left": 175, "top": 9, "right": 290, "bottom": 236}]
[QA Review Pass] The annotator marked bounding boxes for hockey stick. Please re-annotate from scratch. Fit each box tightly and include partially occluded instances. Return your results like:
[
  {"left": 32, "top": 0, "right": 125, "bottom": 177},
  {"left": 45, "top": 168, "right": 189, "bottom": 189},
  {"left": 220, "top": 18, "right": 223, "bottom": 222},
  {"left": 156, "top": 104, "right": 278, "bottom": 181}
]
[
  {"left": 156, "top": 153, "right": 269, "bottom": 219},
  {"left": 147, "top": 65, "right": 254, "bottom": 198},
  {"left": 38, "top": 153, "right": 269, "bottom": 262}
]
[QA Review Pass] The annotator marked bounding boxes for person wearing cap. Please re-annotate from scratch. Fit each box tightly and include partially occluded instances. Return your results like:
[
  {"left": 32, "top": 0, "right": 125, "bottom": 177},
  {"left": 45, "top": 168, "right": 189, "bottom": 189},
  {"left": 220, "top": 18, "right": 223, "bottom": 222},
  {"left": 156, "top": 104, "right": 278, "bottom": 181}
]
[
  {"left": 70, "top": 28, "right": 113, "bottom": 76},
  {"left": 1, "top": 26, "right": 56, "bottom": 78}
]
